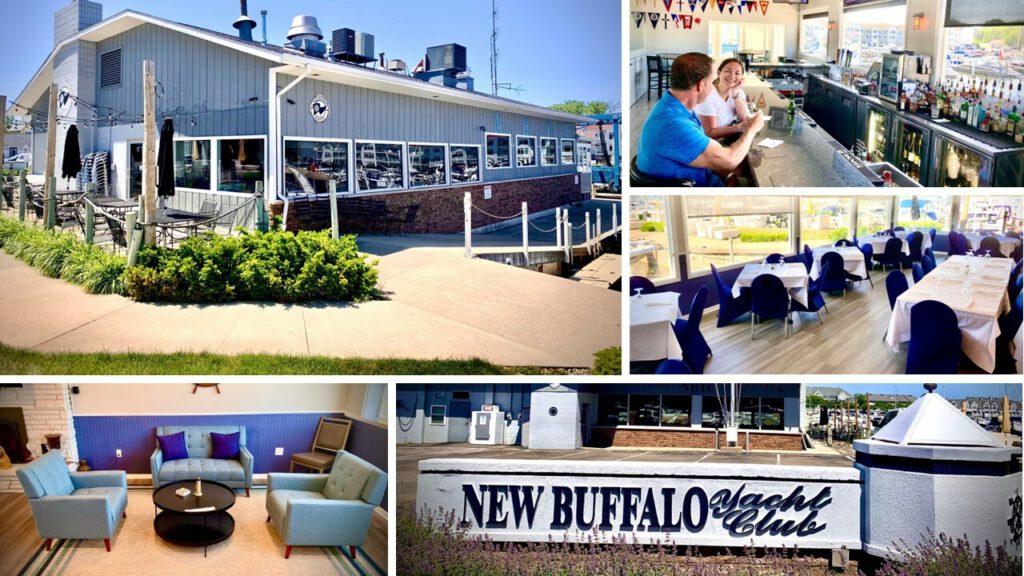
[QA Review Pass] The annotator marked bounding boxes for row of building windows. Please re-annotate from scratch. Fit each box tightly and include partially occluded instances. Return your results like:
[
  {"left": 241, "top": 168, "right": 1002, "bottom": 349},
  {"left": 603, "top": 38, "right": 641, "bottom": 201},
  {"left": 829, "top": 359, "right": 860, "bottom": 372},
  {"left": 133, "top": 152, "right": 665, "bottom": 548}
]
[
  {"left": 596, "top": 395, "right": 785, "bottom": 431},
  {"left": 170, "top": 134, "right": 576, "bottom": 196}
]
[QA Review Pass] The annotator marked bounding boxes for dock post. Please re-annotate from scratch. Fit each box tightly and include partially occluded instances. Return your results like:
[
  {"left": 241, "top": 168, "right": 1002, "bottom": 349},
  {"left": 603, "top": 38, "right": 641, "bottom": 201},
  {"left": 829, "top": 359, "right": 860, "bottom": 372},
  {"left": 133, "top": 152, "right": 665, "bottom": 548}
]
[
  {"left": 555, "top": 207, "right": 562, "bottom": 248},
  {"left": 563, "top": 216, "right": 571, "bottom": 263},
  {"left": 84, "top": 183, "right": 95, "bottom": 244},
  {"left": 18, "top": 170, "right": 26, "bottom": 222},
  {"left": 329, "top": 180, "right": 339, "bottom": 239},
  {"left": 45, "top": 176, "right": 56, "bottom": 229},
  {"left": 596, "top": 208, "right": 602, "bottom": 241},
  {"left": 521, "top": 201, "right": 528, "bottom": 266},
  {"left": 463, "top": 192, "right": 472, "bottom": 258},
  {"left": 612, "top": 203, "right": 618, "bottom": 236},
  {"left": 142, "top": 60, "right": 158, "bottom": 246},
  {"left": 585, "top": 212, "right": 591, "bottom": 256},
  {"left": 255, "top": 182, "right": 268, "bottom": 232},
  {"left": 126, "top": 210, "right": 140, "bottom": 267},
  {"left": 42, "top": 85, "right": 57, "bottom": 228}
]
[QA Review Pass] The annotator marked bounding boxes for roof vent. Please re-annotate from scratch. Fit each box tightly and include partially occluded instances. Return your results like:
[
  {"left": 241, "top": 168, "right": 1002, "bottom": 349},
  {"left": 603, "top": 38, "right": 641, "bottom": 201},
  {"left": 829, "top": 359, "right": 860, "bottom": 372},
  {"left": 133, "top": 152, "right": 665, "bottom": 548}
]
[
  {"left": 233, "top": 0, "right": 257, "bottom": 42},
  {"left": 286, "top": 16, "right": 326, "bottom": 59}
]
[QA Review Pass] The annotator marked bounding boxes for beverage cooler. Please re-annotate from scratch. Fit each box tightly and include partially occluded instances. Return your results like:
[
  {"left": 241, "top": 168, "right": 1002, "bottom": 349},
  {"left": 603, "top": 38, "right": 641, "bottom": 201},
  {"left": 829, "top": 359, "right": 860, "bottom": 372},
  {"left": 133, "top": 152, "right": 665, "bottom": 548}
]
[
  {"left": 892, "top": 117, "right": 932, "bottom": 186},
  {"left": 859, "top": 102, "right": 891, "bottom": 163},
  {"left": 933, "top": 135, "right": 993, "bottom": 187}
]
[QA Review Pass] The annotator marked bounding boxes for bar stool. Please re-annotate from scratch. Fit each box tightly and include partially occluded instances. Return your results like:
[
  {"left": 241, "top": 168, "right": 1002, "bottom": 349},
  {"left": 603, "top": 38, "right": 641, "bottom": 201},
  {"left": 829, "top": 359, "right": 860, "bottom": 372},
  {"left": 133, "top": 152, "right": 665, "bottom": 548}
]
[{"left": 646, "top": 55, "right": 669, "bottom": 101}]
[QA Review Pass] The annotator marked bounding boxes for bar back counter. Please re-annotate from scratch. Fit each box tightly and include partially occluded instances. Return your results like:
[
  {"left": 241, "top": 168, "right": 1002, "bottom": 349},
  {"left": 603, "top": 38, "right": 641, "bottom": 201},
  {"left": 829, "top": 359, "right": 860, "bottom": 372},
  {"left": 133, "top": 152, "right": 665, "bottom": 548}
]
[{"left": 804, "top": 74, "right": 1024, "bottom": 188}]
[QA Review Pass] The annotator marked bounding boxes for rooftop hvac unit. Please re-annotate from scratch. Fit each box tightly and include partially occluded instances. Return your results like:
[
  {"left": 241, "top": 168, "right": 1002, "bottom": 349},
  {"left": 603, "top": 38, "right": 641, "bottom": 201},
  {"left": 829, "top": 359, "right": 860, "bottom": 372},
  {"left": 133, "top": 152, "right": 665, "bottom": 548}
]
[
  {"left": 386, "top": 59, "right": 408, "bottom": 74},
  {"left": 426, "top": 43, "right": 467, "bottom": 73},
  {"left": 286, "top": 15, "right": 326, "bottom": 58},
  {"left": 332, "top": 28, "right": 375, "bottom": 64}
]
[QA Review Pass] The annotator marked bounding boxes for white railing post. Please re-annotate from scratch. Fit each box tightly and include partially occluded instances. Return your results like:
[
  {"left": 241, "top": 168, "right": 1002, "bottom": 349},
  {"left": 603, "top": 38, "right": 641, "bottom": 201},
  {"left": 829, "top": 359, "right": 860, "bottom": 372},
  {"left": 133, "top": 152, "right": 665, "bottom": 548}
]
[
  {"left": 521, "top": 201, "right": 529, "bottom": 265},
  {"left": 612, "top": 203, "right": 618, "bottom": 234},
  {"left": 329, "top": 180, "right": 339, "bottom": 239},
  {"left": 555, "top": 207, "right": 563, "bottom": 248},
  {"left": 596, "top": 208, "right": 602, "bottom": 240},
  {"left": 585, "top": 212, "right": 592, "bottom": 256},
  {"left": 464, "top": 192, "right": 472, "bottom": 258},
  {"left": 564, "top": 216, "right": 572, "bottom": 263}
]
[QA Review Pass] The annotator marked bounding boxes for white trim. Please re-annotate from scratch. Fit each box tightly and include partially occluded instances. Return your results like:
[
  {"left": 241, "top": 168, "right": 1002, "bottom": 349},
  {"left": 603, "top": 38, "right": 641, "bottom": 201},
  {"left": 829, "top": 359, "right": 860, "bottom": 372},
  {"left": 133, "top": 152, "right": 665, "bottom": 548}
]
[
  {"left": 429, "top": 404, "right": 447, "bottom": 426},
  {"left": 282, "top": 136, "right": 354, "bottom": 195},
  {"left": 408, "top": 142, "right": 450, "bottom": 189},
  {"left": 560, "top": 138, "right": 576, "bottom": 165},
  {"left": 484, "top": 132, "right": 513, "bottom": 172},
  {"left": 449, "top": 143, "right": 482, "bottom": 185},
  {"left": 515, "top": 135, "right": 538, "bottom": 168},
  {"left": 354, "top": 139, "right": 407, "bottom": 193},
  {"left": 540, "top": 137, "right": 559, "bottom": 167}
]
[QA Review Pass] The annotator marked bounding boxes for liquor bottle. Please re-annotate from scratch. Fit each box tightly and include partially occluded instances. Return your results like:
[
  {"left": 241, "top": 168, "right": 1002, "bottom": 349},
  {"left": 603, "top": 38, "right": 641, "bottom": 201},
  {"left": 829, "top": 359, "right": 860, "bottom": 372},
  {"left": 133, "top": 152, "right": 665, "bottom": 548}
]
[
  {"left": 1009, "top": 106, "right": 1019, "bottom": 138},
  {"left": 960, "top": 97, "right": 969, "bottom": 123}
]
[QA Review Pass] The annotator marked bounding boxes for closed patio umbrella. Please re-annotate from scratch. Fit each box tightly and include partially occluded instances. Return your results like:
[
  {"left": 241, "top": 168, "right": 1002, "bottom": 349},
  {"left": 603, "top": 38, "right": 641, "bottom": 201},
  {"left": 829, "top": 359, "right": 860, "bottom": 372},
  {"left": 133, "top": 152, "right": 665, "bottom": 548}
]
[
  {"left": 60, "top": 124, "right": 82, "bottom": 181},
  {"left": 157, "top": 118, "right": 175, "bottom": 198}
]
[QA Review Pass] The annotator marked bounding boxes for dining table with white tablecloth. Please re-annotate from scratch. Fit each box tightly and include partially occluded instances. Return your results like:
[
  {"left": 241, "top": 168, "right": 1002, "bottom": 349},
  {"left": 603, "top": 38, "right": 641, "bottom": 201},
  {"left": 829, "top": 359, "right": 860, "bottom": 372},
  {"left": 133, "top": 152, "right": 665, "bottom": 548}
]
[
  {"left": 732, "top": 262, "right": 810, "bottom": 307},
  {"left": 859, "top": 234, "right": 911, "bottom": 256},
  {"left": 809, "top": 246, "right": 867, "bottom": 280},
  {"left": 963, "top": 233, "right": 1021, "bottom": 258},
  {"left": 630, "top": 291, "right": 683, "bottom": 362},
  {"left": 886, "top": 255, "right": 1013, "bottom": 373},
  {"left": 894, "top": 229, "right": 933, "bottom": 254}
]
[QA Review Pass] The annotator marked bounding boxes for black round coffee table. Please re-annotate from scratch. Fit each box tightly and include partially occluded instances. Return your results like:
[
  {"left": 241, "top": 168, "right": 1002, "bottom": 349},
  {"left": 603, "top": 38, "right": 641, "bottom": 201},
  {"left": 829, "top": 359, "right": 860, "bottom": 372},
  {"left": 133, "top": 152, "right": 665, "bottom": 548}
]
[{"left": 153, "top": 480, "right": 236, "bottom": 557}]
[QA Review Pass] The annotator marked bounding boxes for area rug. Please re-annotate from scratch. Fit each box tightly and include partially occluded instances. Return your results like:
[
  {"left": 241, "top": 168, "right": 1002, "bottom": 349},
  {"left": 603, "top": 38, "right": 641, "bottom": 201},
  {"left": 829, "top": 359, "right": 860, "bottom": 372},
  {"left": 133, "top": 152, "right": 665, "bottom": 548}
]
[{"left": 17, "top": 489, "right": 386, "bottom": 576}]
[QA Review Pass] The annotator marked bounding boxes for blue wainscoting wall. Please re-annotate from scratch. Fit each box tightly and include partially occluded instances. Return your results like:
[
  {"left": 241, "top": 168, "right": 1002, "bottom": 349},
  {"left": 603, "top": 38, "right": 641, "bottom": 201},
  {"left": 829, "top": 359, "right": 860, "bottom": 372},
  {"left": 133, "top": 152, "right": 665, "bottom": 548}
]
[{"left": 73, "top": 412, "right": 389, "bottom": 509}]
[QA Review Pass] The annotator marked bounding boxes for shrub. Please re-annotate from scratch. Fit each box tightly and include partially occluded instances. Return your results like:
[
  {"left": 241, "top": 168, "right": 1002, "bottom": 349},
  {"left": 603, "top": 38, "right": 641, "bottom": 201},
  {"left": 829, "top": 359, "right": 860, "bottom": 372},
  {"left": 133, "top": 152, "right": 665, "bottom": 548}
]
[
  {"left": 125, "top": 229, "right": 380, "bottom": 303},
  {"left": 738, "top": 228, "right": 789, "bottom": 243},
  {"left": 592, "top": 346, "right": 621, "bottom": 375},
  {"left": 874, "top": 531, "right": 1021, "bottom": 576},
  {"left": 639, "top": 221, "right": 664, "bottom": 233},
  {"left": 828, "top": 227, "right": 850, "bottom": 243}
]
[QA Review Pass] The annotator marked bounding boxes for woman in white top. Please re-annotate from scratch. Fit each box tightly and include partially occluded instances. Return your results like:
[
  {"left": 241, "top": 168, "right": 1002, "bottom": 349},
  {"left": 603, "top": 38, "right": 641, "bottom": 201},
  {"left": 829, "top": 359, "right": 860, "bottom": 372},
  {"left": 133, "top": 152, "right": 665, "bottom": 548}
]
[{"left": 695, "top": 58, "right": 752, "bottom": 139}]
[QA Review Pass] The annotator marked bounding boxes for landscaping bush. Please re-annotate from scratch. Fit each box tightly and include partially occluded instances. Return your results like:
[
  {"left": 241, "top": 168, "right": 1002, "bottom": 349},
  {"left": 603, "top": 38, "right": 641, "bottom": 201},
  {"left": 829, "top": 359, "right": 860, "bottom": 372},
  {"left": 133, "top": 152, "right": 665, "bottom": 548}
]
[
  {"left": 0, "top": 216, "right": 126, "bottom": 294},
  {"left": 125, "top": 229, "right": 380, "bottom": 303},
  {"left": 874, "top": 531, "right": 1021, "bottom": 576},
  {"left": 593, "top": 346, "right": 621, "bottom": 375},
  {"left": 639, "top": 221, "right": 665, "bottom": 233},
  {"left": 738, "top": 228, "right": 789, "bottom": 243}
]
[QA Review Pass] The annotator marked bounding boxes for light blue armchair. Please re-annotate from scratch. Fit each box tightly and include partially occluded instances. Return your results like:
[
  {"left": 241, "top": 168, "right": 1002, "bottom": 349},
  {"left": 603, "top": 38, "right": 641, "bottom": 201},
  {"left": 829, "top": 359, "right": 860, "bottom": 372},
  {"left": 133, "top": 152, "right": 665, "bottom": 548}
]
[
  {"left": 150, "top": 425, "right": 254, "bottom": 496},
  {"left": 266, "top": 450, "right": 387, "bottom": 559},
  {"left": 15, "top": 450, "right": 128, "bottom": 552}
]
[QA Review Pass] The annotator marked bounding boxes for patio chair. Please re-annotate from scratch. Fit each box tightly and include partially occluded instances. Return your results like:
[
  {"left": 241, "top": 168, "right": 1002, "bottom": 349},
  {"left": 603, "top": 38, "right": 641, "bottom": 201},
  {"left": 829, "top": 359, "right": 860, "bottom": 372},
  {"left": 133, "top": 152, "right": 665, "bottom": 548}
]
[
  {"left": 197, "top": 199, "right": 220, "bottom": 231},
  {"left": 750, "top": 273, "right": 791, "bottom": 339},
  {"left": 290, "top": 417, "right": 352, "bottom": 474},
  {"left": 104, "top": 216, "right": 129, "bottom": 253},
  {"left": 906, "top": 300, "right": 961, "bottom": 374}
]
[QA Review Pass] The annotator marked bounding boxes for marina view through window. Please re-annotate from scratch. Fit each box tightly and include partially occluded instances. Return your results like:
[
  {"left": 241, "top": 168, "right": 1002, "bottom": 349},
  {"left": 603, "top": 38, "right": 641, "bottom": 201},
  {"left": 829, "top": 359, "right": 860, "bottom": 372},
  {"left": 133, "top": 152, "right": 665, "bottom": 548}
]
[
  {"left": 540, "top": 137, "right": 558, "bottom": 166},
  {"left": 895, "top": 194, "right": 954, "bottom": 231},
  {"left": 941, "top": 26, "right": 1024, "bottom": 85},
  {"left": 684, "top": 196, "right": 794, "bottom": 274},
  {"left": 800, "top": 13, "right": 829, "bottom": 61},
  {"left": 356, "top": 141, "right": 404, "bottom": 191},
  {"left": 959, "top": 195, "right": 1022, "bottom": 233},
  {"left": 856, "top": 196, "right": 893, "bottom": 236},
  {"left": 485, "top": 134, "right": 511, "bottom": 168},
  {"left": 842, "top": 2, "right": 907, "bottom": 69},
  {"left": 516, "top": 136, "right": 537, "bottom": 167},
  {"left": 449, "top": 145, "right": 480, "bottom": 183},
  {"left": 799, "top": 197, "right": 855, "bottom": 247},
  {"left": 217, "top": 139, "right": 264, "bottom": 194},
  {"left": 283, "top": 140, "right": 349, "bottom": 195},
  {"left": 596, "top": 395, "right": 695, "bottom": 428},
  {"left": 630, "top": 196, "right": 674, "bottom": 283},
  {"left": 408, "top": 144, "right": 447, "bottom": 188}
]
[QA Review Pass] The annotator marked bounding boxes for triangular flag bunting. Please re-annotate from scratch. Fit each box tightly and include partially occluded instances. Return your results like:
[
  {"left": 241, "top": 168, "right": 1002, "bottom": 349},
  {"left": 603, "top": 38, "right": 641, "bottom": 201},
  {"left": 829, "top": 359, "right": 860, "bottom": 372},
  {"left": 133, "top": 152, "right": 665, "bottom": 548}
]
[
  {"left": 671, "top": 13, "right": 679, "bottom": 27},
  {"left": 688, "top": 0, "right": 697, "bottom": 11},
  {"left": 728, "top": 5, "right": 734, "bottom": 13},
  {"left": 663, "top": 0, "right": 673, "bottom": 12},
  {"left": 700, "top": 0, "right": 709, "bottom": 11},
  {"left": 716, "top": 0, "right": 726, "bottom": 13},
  {"left": 746, "top": 1, "right": 755, "bottom": 12},
  {"left": 760, "top": 0, "right": 769, "bottom": 14},
  {"left": 682, "top": 14, "right": 694, "bottom": 28},
  {"left": 633, "top": 11, "right": 645, "bottom": 28},
  {"left": 649, "top": 12, "right": 660, "bottom": 29}
]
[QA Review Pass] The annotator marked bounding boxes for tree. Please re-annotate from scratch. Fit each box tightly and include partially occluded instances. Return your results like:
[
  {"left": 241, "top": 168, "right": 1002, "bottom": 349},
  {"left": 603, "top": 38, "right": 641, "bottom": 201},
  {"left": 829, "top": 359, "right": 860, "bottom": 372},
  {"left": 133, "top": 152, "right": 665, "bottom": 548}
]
[
  {"left": 4, "top": 116, "right": 12, "bottom": 131},
  {"left": 550, "top": 100, "right": 610, "bottom": 116}
]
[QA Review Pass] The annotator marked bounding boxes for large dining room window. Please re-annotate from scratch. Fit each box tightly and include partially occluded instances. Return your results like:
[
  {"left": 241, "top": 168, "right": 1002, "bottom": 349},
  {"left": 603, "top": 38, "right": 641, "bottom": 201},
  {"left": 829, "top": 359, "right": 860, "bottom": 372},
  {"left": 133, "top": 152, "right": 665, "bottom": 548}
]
[
  {"left": 685, "top": 196, "right": 795, "bottom": 274},
  {"left": 799, "top": 197, "right": 855, "bottom": 247},
  {"left": 630, "top": 196, "right": 675, "bottom": 284},
  {"left": 856, "top": 196, "right": 893, "bottom": 236},
  {"left": 958, "top": 195, "right": 1023, "bottom": 235},
  {"left": 895, "top": 195, "right": 954, "bottom": 231}
]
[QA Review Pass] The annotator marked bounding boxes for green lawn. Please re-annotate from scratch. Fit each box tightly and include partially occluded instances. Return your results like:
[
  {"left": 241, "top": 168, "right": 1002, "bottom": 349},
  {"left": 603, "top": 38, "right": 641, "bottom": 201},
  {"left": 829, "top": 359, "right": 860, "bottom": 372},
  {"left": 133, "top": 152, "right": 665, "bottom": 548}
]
[{"left": 0, "top": 344, "right": 581, "bottom": 376}]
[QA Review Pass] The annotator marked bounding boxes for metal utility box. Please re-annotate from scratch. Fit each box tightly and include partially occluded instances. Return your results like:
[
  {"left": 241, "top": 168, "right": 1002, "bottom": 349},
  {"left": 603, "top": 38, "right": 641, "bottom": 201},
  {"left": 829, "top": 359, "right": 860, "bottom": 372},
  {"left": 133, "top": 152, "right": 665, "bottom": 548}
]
[
  {"left": 332, "top": 28, "right": 374, "bottom": 63},
  {"left": 426, "top": 43, "right": 467, "bottom": 72},
  {"left": 469, "top": 410, "right": 505, "bottom": 445}
]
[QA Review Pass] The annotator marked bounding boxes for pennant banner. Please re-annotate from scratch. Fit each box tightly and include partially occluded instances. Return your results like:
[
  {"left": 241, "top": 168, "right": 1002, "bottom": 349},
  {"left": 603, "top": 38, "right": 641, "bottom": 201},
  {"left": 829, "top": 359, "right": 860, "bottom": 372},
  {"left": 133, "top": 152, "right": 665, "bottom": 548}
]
[
  {"left": 663, "top": 0, "right": 674, "bottom": 12},
  {"left": 649, "top": 12, "right": 660, "bottom": 29},
  {"left": 760, "top": 0, "right": 769, "bottom": 14},
  {"left": 701, "top": 0, "right": 709, "bottom": 12},
  {"left": 633, "top": 11, "right": 645, "bottom": 28},
  {"left": 682, "top": 14, "right": 694, "bottom": 29},
  {"left": 716, "top": 0, "right": 726, "bottom": 13},
  {"left": 688, "top": 0, "right": 697, "bottom": 11}
]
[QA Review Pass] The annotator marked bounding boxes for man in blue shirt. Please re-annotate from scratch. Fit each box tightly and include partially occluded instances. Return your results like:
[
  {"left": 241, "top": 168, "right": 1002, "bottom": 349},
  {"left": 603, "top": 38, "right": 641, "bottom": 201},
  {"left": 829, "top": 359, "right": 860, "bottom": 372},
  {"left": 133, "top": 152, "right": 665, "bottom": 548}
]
[{"left": 637, "top": 53, "right": 764, "bottom": 186}]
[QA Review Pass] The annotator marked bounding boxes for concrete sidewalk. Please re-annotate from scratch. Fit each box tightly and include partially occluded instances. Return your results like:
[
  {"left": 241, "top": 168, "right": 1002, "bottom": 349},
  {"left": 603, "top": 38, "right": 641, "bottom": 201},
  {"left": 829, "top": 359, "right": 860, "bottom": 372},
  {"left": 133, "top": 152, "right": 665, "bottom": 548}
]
[{"left": 0, "top": 247, "right": 620, "bottom": 368}]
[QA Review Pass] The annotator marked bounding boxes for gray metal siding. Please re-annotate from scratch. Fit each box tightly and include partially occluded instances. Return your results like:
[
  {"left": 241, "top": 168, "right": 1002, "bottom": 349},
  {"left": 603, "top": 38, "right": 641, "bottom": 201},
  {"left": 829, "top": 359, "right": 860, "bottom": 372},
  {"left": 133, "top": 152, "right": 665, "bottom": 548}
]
[
  {"left": 94, "top": 23, "right": 269, "bottom": 139},
  {"left": 281, "top": 76, "right": 579, "bottom": 183}
]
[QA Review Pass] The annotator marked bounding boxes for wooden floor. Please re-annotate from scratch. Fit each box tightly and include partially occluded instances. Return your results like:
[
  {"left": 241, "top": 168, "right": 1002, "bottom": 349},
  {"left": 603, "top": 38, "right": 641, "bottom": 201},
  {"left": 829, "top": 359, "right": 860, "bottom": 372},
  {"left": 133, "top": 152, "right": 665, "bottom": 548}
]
[
  {"left": 0, "top": 491, "right": 390, "bottom": 575},
  {"left": 694, "top": 263, "right": 993, "bottom": 374},
  {"left": 629, "top": 94, "right": 656, "bottom": 157}
]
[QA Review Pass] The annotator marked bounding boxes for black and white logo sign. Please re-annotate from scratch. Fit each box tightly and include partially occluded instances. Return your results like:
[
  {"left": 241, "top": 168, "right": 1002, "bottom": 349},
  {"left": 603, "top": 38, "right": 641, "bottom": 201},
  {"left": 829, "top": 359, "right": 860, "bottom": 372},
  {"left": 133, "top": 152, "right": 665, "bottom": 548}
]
[{"left": 310, "top": 95, "right": 330, "bottom": 123}]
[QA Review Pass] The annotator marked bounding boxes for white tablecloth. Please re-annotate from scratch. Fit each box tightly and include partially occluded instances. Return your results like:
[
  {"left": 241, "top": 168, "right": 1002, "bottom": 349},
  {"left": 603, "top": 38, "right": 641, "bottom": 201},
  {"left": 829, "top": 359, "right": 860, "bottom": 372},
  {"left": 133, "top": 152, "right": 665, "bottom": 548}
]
[
  {"left": 886, "top": 255, "right": 1013, "bottom": 373},
  {"left": 861, "top": 235, "right": 910, "bottom": 256},
  {"left": 733, "top": 263, "right": 810, "bottom": 307},
  {"left": 895, "top": 229, "right": 933, "bottom": 254},
  {"left": 964, "top": 234, "right": 1021, "bottom": 258},
  {"left": 630, "top": 291, "right": 683, "bottom": 362},
  {"left": 810, "top": 246, "right": 867, "bottom": 280}
]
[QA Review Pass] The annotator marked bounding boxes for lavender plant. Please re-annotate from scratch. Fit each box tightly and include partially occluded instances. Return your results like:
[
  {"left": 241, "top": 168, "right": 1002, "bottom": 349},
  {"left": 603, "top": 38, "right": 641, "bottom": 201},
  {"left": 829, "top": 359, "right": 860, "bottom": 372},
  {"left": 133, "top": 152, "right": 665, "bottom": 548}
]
[{"left": 872, "top": 530, "right": 1021, "bottom": 576}]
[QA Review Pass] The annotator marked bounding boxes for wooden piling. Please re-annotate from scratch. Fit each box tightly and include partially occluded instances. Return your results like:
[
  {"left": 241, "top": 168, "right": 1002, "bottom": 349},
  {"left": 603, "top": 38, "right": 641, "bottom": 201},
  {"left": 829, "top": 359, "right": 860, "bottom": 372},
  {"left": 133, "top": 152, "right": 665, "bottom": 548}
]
[
  {"left": 46, "top": 176, "right": 56, "bottom": 229},
  {"left": 0, "top": 96, "right": 6, "bottom": 191},
  {"left": 329, "top": 180, "right": 339, "bottom": 239},
  {"left": 42, "top": 85, "right": 57, "bottom": 228},
  {"left": 18, "top": 170, "right": 26, "bottom": 221},
  {"left": 84, "top": 183, "right": 95, "bottom": 244},
  {"left": 142, "top": 61, "right": 157, "bottom": 246}
]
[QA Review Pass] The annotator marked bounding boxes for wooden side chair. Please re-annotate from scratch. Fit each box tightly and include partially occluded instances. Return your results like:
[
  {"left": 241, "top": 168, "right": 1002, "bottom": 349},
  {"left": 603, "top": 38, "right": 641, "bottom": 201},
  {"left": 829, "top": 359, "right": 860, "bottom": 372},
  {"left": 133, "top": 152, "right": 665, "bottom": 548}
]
[{"left": 289, "top": 417, "right": 351, "bottom": 473}]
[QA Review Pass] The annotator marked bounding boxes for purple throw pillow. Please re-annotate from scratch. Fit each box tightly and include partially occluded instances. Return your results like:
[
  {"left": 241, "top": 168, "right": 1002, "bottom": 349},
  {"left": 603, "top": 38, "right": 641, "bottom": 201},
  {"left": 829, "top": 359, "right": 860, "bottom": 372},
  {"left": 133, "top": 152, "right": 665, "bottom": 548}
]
[
  {"left": 210, "top": 432, "right": 240, "bottom": 460},
  {"left": 157, "top": 431, "right": 189, "bottom": 461}
]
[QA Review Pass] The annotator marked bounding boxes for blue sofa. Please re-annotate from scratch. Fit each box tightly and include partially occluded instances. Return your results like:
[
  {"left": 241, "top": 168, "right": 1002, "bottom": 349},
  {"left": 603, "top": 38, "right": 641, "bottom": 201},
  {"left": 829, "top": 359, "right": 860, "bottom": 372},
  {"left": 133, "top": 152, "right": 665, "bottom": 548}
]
[
  {"left": 150, "top": 425, "right": 254, "bottom": 496},
  {"left": 16, "top": 450, "right": 128, "bottom": 552},
  {"left": 266, "top": 450, "right": 387, "bottom": 559}
]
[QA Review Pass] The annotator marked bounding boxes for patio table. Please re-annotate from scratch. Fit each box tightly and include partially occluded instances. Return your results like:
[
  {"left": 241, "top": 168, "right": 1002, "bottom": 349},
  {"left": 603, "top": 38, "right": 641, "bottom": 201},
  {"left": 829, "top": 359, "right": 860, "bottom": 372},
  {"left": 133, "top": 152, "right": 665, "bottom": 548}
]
[
  {"left": 886, "top": 255, "right": 1013, "bottom": 373},
  {"left": 733, "top": 262, "right": 810, "bottom": 307},
  {"left": 630, "top": 291, "right": 682, "bottom": 362},
  {"left": 809, "top": 246, "right": 867, "bottom": 280}
]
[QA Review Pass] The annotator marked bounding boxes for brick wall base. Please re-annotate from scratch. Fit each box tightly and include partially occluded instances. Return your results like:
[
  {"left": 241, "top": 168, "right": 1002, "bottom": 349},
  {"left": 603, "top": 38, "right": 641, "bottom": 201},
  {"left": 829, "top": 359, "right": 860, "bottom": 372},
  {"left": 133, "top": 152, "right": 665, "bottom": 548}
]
[
  {"left": 590, "top": 428, "right": 804, "bottom": 451},
  {"left": 269, "top": 174, "right": 581, "bottom": 234}
]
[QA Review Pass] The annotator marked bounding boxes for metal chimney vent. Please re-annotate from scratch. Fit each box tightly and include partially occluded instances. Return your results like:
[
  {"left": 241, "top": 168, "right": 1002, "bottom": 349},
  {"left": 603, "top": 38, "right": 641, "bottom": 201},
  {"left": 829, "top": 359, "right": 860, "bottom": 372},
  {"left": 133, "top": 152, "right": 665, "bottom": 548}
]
[
  {"left": 233, "top": 0, "right": 258, "bottom": 42},
  {"left": 287, "top": 16, "right": 323, "bottom": 42}
]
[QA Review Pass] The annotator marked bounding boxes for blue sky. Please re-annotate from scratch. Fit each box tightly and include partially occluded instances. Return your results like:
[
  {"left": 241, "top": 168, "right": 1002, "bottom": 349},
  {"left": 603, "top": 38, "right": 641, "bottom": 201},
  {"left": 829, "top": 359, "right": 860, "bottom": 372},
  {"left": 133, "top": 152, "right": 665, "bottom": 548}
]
[
  {"left": 1, "top": 0, "right": 620, "bottom": 111},
  {"left": 830, "top": 384, "right": 1022, "bottom": 401}
]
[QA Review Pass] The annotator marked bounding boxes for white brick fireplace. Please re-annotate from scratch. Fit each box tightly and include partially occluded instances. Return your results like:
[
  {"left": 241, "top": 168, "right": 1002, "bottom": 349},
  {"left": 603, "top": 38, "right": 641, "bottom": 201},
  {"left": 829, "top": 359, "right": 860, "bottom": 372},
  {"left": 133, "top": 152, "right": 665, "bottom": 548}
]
[{"left": 0, "top": 384, "right": 79, "bottom": 490}]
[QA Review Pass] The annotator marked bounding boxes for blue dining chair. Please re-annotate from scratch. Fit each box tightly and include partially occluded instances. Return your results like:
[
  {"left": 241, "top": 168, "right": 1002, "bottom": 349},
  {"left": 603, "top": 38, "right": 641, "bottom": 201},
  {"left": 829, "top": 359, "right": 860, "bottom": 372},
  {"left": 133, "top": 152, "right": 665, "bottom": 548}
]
[
  {"left": 1009, "top": 263, "right": 1022, "bottom": 302},
  {"left": 979, "top": 236, "right": 1003, "bottom": 257},
  {"left": 906, "top": 300, "right": 961, "bottom": 374},
  {"left": 912, "top": 263, "right": 925, "bottom": 284},
  {"left": 765, "top": 253, "right": 785, "bottom": 264},
  {"left": 858, "top": 243, "right": 875, "bottom": 281},
  {"left": 893, "top": 226, "right": 905, "bottom": 232},
  {"left": 924, "top": 247, "right": 936, "bottom": 266},
  {"left": 947, "top": 231, "right": 967, "bottom": 256},
  {"left": 629, "top": 276, "right": 656, "bottom": 296},
  {"left": 802, "top": 244, "right": 814, "bottom": 273},
  {"left": 884, "top": 270, "right": 909, "bottom": 341},
  {"left": 834, "top": 239, "right": 854, "bottom": 247},
  {"left": 791, "top": 261, "right": 828, "bottom": 323},
  {"left": 905, "top": 231, "right": 924, "bottom": 266},
  {"left": 875, "top": 237, "right": 905, "bottom": 271},
  {"left": 750, "top": 273, "right": 791, "bottom": 339},
  {"left": 819, "top": 251, "right": 848, "bottom": 297},
  {"left": 921, "top": 255, "right": 936, "bottom": 276},
  {"left": 672, "top": 286, "right": 712, "bottom": 374},
  {"left": 928, "top": 228, "right": 936, "bottom": 244},
  {"left": 995, "top": 292, "right": 1023, "bottom": 374},
  {"left": 710, "top": 263, "right": 750, "bottom": 327},
  {"left": 655, "top": 358, "right": 692, "bottom": 374},
  {"left": 845, "top": 243, "right": 872, "bottom": 288}
]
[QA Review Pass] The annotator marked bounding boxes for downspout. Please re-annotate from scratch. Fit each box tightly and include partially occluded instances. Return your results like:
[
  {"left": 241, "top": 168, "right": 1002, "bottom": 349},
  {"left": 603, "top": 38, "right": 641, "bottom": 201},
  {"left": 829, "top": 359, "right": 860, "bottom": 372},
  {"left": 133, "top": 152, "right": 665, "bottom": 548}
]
[{"left": 269, "top": 64, "right": 310, "bottom": 231}]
